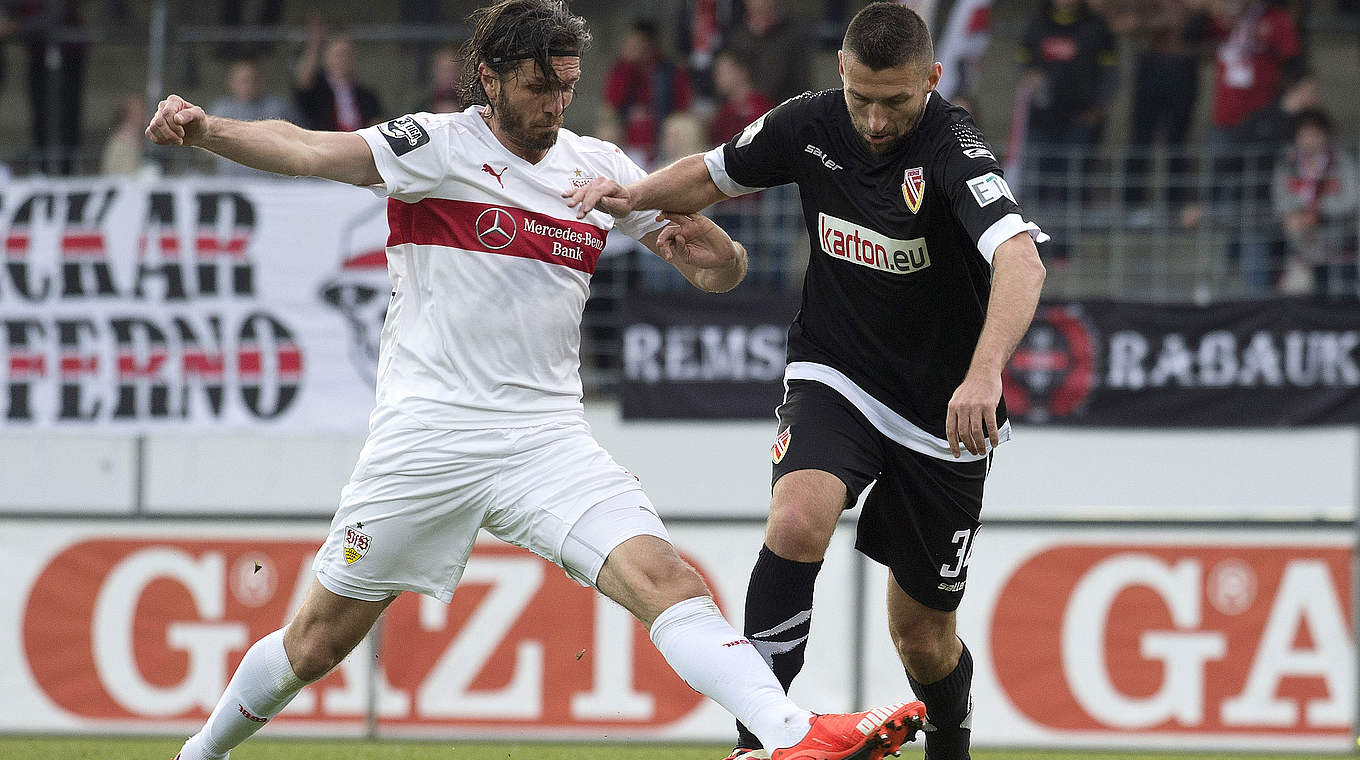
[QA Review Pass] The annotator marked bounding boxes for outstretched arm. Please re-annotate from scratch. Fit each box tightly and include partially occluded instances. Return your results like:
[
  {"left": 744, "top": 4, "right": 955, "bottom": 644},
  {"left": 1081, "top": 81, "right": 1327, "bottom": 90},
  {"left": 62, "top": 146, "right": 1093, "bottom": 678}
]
[
  {"left": 145, "top": 94, "right": 382, "bottom": 186},
  {"left": 945, "top": 231, "right": 1046, "bottom": 458},
  {"left": 640, "top": 212, "right": 748, "bottom": 293},
  {"left": 565, "top": 153, "right": 730, "bottom": 218}
]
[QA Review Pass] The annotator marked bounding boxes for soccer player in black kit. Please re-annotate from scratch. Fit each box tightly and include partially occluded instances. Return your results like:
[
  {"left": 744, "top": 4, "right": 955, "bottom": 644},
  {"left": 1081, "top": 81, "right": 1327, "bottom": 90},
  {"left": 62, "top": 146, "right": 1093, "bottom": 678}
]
[{"left": 566, "top": 4, "right": 1046, "bottom": 759}]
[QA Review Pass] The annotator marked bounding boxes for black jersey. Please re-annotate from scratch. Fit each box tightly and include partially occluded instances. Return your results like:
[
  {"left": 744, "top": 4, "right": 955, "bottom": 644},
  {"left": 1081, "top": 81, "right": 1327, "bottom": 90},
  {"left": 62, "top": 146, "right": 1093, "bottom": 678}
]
[{"left": 707, "top": 90, "right": 1042, "bottom": 454}]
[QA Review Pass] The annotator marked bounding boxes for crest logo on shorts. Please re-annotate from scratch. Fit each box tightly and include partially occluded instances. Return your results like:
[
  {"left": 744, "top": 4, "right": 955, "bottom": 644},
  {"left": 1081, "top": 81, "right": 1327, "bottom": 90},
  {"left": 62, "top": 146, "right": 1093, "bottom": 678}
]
[
  {"left": 343, "top": 526, "right": 372, "bottom": 565},
  {"left": 771, "top": 428, "right": 791, "bottom": 464},
  {"left": 902, "top": 166, "right": 925, "bottom": 214}
]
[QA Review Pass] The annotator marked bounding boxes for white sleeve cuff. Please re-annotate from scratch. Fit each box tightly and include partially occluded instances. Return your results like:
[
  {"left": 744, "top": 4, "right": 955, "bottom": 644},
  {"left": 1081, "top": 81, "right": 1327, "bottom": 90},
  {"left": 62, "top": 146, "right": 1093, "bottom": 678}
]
[
  {"left": 977, "top": 213, "right": 1050, "bottom": 263},
  {"left": 357, "top": 128, "right": 395, "bottom": 197},
  {"left": 704, "top": 146, "right": 765, "bottom": 197}
]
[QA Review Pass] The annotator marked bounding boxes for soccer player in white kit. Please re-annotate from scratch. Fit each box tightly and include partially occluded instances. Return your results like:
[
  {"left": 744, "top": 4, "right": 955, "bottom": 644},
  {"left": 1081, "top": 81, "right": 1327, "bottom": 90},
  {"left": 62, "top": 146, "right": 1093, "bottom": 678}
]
[{"left": 146, "top": 3, "right": 924, "bottom": 759}]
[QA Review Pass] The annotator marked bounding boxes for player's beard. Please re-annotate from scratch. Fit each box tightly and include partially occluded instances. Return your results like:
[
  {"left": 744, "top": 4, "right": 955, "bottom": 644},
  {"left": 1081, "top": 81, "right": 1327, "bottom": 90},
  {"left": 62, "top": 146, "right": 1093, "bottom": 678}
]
[
  {"left": 493, "top": 90, "right": 562, "bottom": 154},
  {"left": 852, "top": 99, "right": 928, "bottom": 155}
]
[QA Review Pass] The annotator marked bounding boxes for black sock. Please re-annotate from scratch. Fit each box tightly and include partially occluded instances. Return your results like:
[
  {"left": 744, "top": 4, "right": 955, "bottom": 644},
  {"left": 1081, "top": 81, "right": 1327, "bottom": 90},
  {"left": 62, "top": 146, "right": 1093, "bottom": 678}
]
[
  {"left": 907, "top": 641, "right": 973, "bottom": 760},
  {"left": 734, "top": 545, "right": 823, "bottom": 749}
]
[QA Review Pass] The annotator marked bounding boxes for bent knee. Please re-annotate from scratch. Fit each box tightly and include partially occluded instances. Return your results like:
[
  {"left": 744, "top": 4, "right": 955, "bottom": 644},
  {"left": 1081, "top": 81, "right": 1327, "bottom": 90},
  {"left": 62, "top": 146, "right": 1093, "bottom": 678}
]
[
  {"left": 893, "top": 633, "right": 949, "bottom": 665},
  {"left": 765, "top": 504, "right": 838, "bottom": 560},
  {"left": 890, "top": 619, "right": 958, "bottom": 671},
  {"left": 599, "top": 537, "right": 710, "bottom": 622},
  {"left": 632, "top": 549, "right": 708, "bottom": 600},
  {"left": 284, "top": 624, "right": 360, "bottom": 682}
]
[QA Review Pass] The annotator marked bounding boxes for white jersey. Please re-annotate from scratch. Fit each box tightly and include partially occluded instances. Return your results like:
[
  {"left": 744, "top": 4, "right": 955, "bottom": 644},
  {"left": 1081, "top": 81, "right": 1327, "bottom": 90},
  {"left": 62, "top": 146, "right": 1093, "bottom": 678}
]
[{"left": 357, "top": 108, "right": 665, "bottom": 428}]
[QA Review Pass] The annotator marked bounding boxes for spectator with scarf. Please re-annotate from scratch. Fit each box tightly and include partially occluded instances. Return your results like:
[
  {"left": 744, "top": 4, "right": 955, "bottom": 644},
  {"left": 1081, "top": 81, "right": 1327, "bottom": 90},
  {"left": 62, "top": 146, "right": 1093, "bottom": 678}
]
[{"left": 1273, "top": 109, "right": 1358, "bottom": 298}]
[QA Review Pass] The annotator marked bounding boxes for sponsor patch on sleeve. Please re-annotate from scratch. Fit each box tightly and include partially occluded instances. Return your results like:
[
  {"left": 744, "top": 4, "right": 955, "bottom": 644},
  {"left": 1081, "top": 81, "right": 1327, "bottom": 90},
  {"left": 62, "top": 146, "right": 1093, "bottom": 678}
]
[
  {"left": 735, "top": 112, "right": 768, "bottom": 148},
  {"left": 967, "top": 172, "right": 1016, "bottom": 208},
  {"left": 377, "top": 115, "right": 431, "bottom": 156}
]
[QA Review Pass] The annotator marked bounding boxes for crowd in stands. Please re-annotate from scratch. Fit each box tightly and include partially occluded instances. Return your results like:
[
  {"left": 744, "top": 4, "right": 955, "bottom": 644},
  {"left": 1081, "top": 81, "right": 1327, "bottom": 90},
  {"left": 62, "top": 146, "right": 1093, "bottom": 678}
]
[
  {"left": 0, "top": 0, "right": 1355, "bottom": 298},
  {"left": 1014, "top": 0, "right": 1355, "bottom": 297}
]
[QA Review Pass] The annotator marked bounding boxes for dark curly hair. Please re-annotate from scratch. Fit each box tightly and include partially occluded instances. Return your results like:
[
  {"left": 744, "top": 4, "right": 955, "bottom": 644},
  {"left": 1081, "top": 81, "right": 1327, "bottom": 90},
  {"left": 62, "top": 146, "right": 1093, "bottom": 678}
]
[{"left": 459, "top": 0, "right": 592, "bottom": 108}]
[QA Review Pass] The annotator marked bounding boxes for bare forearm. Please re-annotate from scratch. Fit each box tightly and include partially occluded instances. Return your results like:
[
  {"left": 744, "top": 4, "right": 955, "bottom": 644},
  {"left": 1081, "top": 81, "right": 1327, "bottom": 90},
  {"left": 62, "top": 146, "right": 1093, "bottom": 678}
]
[
  {"left": 683, "top": 241, "right": 748, "bottom": 293},
  {"left": 196, "top": 116, "right": 375, "bottom": 184},
  {"left": 630, "top": 153, "right": 730, "bottom": 214},
  {"left": 968, "top": 237, "right": 1046, "bottom": 376},
  {"left": 197, "top": 117, "right": 316, "bottom": 175}
]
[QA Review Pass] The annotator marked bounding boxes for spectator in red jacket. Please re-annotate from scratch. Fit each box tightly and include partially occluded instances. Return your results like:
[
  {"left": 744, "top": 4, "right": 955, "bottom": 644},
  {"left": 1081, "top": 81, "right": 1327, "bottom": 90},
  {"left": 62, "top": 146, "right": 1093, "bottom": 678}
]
[
  {"left": 1203, "top": 0, "right": 1301, "bottom": 139},
  {"left": 707, "top": 47, "right": 774, "bottom": 146},
  {"left": 600, "top": 18, "right": 692, "bottom": 167},
  {"left": 1181, "top": 0, "right": 1303, "bottom": 294},
  {"left": 293, "top": 15, "right": 383, "bottom": 132}
]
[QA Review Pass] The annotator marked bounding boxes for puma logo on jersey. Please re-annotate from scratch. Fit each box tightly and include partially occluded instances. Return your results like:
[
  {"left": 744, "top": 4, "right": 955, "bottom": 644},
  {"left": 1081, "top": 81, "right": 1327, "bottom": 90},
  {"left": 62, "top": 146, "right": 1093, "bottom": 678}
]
[{"left": 482, "top": 163, "right": 508, "bottom": 187}]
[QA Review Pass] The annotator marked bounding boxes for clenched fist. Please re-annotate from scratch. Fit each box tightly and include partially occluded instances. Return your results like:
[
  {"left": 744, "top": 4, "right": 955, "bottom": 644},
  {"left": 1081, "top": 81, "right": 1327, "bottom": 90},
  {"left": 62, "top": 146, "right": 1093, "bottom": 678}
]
[{"left": 145, "top": 94, "right": 208, "bottom": 147}]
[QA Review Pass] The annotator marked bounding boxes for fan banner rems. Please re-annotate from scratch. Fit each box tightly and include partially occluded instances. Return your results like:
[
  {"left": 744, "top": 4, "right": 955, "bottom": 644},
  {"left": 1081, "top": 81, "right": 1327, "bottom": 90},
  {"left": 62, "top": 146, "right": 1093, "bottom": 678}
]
[
  {"left": 620, "top": 290, "right": 799, "bottom": 419},
  {"left": 0, "top": 178, "right": 392, "bottom": 430},
  {"left": 621, "top": 296, "right": 1360, "bottom": 425}
]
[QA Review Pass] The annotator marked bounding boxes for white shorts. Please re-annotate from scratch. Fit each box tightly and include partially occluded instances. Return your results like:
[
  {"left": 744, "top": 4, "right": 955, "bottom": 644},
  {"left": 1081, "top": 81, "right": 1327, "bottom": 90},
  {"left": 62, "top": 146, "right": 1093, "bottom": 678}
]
[{"left": 313, "top": 409, "right": 666, "bottom": 602}]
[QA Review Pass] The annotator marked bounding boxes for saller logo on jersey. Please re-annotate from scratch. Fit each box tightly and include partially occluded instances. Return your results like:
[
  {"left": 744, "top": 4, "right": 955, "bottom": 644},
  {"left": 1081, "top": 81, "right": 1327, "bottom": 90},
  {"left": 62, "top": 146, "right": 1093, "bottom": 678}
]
[
  {"left": 378, "top": 116, "right": 430, "bottom": 156},
  {"left": 818, "top": 213, "right": 930, "bottom": 275}
]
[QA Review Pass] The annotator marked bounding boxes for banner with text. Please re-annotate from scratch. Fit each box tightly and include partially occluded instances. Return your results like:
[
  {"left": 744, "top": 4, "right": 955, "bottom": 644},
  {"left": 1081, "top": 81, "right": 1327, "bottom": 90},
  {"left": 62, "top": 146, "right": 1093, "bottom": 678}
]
[
  {"left": 621, "top": 296, "right": 1360, "bottom": 424},
  {"left": 1005, "top": 300, "right": 1360, "bottom": 425},
  {"left": 0, "top": 178, "right": 391, "bottom": 431},
  {"left": 863, "top": 526, "right": 1355, "bottom": 754},
  {"left": 2, "top": 520, "right": 1349, "bottom": 752},
  {"left": 619, "top": 290, "right": 798, "bottom": 419}
]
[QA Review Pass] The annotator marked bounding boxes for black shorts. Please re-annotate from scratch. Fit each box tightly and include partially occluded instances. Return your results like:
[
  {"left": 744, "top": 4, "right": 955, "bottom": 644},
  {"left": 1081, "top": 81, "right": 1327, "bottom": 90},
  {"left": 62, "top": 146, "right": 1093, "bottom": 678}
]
[{"left": 771, "top": 380, "right": 989, "bottom": 611}]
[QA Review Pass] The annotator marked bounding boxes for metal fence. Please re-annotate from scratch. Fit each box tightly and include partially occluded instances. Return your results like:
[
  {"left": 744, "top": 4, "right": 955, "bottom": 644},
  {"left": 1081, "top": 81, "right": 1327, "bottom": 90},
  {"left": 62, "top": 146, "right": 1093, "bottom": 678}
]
[
  {"left": 4, "top": 134, "right": 1356, "bottom": 391},
  {"left": 576, "top": 139, "right": 1360, "bottom": 390},
  {"left": 1016, "top": 140, "right": 1360, "bottom": 304}
]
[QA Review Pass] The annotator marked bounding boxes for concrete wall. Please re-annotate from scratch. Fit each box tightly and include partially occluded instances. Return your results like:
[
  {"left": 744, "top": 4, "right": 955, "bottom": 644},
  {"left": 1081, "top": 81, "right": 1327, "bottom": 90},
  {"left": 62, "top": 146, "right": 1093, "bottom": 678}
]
[{"left": 2, "top": 400, "right": 1355, "bottom": 520}]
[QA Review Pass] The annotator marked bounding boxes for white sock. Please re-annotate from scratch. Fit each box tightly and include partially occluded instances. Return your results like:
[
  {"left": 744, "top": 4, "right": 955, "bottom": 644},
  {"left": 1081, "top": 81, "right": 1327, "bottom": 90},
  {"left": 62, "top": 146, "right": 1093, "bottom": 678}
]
[
  {"left": 177, "top": 628, "right": 307, "bottom": 760},
  {"left": 650, "top": 596, "right": 813, "bottom": 750}
]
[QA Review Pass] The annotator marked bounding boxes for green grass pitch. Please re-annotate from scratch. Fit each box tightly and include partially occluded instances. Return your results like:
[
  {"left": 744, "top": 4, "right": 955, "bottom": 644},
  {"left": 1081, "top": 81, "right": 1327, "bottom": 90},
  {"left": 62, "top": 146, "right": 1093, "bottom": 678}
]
[{"left": 0, "top": 737, "right": 1340, "bottom": 760}]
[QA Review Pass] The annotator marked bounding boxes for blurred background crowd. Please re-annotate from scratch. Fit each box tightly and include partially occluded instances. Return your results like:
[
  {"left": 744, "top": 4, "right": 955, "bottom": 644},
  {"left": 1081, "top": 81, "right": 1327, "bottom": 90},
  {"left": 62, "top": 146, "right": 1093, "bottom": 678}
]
[{"left": 1, "top": 0, "right": 1357, "bottom": 307}]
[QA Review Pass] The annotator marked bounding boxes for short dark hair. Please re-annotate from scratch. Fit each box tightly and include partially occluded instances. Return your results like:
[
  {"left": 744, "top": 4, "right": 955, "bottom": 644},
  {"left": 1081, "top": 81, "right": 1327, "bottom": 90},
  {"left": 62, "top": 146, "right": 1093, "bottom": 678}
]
[
  {"left": 1294, "top": 108, "right": 1334, "bottom": 136},
  {"left": 460, "top": 0, "right": 591, "bottom": 107},
  {"left": 843, "top": 1, "right": 933, "bottom": 71},
  {"left": 630, "top": 18, "right": 659, "bottom": 42}
]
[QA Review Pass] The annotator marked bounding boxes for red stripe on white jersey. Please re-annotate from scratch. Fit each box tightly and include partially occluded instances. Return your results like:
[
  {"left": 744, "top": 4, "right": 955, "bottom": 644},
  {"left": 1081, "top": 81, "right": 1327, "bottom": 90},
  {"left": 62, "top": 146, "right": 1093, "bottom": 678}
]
[{"left": 386, "top": 197, "right": 608, "bottom": 275}]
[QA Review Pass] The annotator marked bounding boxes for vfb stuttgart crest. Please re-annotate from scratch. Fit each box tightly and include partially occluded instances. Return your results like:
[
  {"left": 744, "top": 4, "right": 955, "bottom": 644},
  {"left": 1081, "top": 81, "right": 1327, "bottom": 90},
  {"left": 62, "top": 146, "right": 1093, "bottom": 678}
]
[
  {"left": 1002, "top": 305, "right": 1097, "bottom": 422},
  {"left": 343, "top": 526, "right": 372, "bottom": 565},
  {"left": 902, "top": 167, "right": 925, "bottom": 213}
]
